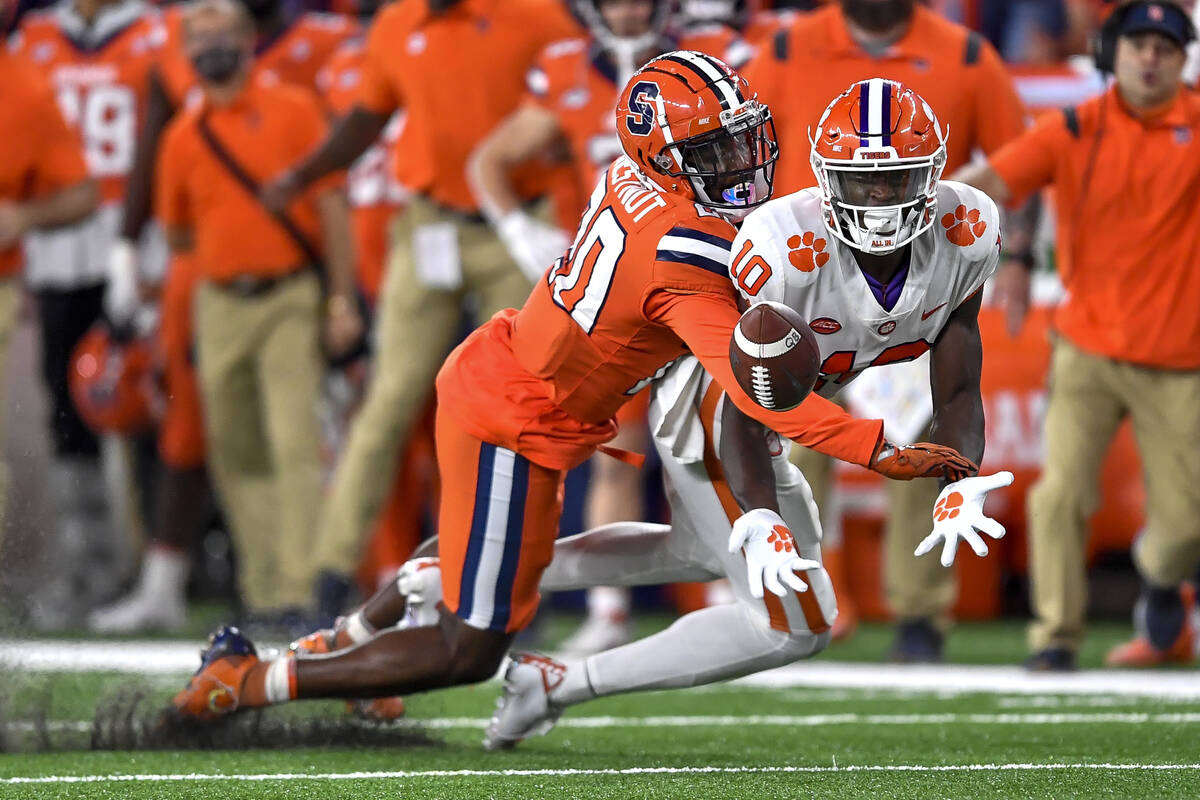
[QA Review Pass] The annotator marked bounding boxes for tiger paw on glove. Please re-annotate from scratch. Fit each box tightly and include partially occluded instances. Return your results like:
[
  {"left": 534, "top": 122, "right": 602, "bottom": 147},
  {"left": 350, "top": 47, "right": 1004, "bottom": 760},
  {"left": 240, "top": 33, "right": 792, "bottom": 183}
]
[{"left": 914, "top": 471, "right": 1015, "bottom": 567}]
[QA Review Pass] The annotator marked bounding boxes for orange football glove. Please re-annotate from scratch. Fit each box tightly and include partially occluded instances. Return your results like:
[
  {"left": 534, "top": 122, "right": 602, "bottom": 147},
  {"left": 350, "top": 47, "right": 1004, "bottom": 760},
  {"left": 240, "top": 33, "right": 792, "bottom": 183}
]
[{"left": 870, "top": 441, "right": 978, "bottom": 482}]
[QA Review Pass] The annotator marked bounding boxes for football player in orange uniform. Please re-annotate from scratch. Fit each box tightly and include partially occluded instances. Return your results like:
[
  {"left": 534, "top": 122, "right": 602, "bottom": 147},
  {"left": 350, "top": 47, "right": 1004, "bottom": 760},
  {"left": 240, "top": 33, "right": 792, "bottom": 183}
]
[
  {"left": 12, "top": 0, "right": 166, "bottom": 624},
  {"left": 173, "top": 52, "right": 973, "bottom": 724},
  {"left": 469, "top": 0, "right": 748, "bottom": 657},
  {"left": 90, "top": 0, "right": 358, "bottom": 634}
]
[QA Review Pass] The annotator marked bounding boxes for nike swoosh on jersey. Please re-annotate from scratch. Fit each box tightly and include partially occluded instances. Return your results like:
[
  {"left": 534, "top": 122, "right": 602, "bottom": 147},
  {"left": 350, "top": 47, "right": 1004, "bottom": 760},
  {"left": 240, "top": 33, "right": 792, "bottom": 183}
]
[{"left": 921, "top": 303, "right": 948, "bottom": 321}]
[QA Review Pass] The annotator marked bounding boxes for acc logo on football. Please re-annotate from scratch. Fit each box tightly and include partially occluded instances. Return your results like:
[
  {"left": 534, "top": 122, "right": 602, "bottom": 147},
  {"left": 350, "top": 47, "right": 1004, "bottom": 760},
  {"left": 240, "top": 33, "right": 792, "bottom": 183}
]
[
  {"left": 810, "top": 317, "right": 841, "bottom": 334},
  {"left": 625, "top": 80, "right": 660, "bottom": 136}
]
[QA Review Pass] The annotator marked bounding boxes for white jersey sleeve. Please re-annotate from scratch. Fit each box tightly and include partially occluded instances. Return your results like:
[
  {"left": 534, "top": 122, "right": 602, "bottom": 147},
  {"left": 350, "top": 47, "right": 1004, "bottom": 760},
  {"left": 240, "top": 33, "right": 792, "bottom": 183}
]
[
  {"left": 729, "top": 188, "right": 826, "bottom": 308},
  {"left": 934, "top": 180, "right": 1001, "bottom": 311}
]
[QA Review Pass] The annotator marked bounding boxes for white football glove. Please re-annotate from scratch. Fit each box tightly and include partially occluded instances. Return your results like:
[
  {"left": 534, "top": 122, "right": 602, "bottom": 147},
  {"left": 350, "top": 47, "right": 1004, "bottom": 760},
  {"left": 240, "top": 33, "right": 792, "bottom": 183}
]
[
  {"left": 728, "top": 508, "right": 822, "bottom": 599},
  {"left": 104, "top": 238, "right": 140, "bottom": 325},
  {"left": 914, "top": 471, "right": 1015, "bottom": 567},
  {"left": 496, "top": 210, "right": 570, "bottom": 284}
]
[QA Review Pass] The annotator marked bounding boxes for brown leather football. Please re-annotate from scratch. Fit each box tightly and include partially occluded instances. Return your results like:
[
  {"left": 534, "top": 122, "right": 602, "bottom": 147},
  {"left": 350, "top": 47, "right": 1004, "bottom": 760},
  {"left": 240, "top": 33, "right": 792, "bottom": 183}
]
[{"left": 728, "top": 301, "right": 821, "bottom": 411}]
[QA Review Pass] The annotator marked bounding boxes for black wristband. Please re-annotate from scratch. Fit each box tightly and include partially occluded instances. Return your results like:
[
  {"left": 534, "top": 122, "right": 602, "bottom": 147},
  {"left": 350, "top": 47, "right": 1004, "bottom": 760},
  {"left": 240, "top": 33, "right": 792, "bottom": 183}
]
[{"left": 1005, "top": 250, "right": 1035, "bottom": 270}]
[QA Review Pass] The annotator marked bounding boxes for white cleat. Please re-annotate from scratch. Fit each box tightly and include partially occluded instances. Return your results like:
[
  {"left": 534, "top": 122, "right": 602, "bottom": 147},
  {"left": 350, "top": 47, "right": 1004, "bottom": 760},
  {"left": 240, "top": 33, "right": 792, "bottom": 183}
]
[
  {"left": 483, "top": 652, "right": 566, "bottom": 750},
  {"left": 555, "top": 614, "right": 631, "bottom": 658},
  {"left": 88, "top": 590, "right": 187, "bottom": 634}
]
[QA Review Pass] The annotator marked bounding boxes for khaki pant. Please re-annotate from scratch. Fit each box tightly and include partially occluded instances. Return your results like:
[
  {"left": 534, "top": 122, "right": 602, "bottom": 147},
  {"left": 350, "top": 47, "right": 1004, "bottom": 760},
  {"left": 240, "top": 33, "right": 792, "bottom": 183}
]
[
  {"left": 0, "top": 280, "right": 20, "bottom": 537},
  {"left": 1028, "top": 338, "right": 1200, "bottom": 652},
  {"left": 315, "top": 196, "right": 536, "bottom": 574},
  {"left": 194, "top": 272, "right": 324, "bottom": 611},
  {"left": 790, "top": 420, "right": 949, "bottom": 626}
]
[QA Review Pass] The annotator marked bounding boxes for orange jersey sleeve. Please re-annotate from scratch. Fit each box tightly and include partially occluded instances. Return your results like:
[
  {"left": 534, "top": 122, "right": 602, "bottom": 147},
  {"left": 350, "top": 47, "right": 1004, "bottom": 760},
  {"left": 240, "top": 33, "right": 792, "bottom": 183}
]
[
  {"left": 643, "top": 289, "right": 884, "bottom": 468},
  {"left": 988, "top": 109, "right": 1066, "bottom": 206},
  {"left": 356, "top": 10, "right": 404, "bottom": 115}
]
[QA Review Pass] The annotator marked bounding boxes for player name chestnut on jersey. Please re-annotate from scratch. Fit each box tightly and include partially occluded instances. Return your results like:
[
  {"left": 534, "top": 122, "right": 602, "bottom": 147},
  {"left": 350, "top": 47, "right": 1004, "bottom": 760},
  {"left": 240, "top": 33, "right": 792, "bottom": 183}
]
[{"left": 731, "top": 181, "right": 1000, "bottom": 397}]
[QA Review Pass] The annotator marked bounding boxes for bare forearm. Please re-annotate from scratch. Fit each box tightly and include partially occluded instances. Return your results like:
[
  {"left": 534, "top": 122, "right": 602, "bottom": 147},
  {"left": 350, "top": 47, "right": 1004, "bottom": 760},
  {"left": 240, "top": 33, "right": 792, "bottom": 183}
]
[
  {"left": 121, "top": 71, "right": 174, "bottom": 240},
  {"left": 719, "top": 397, "right": 780, "bottom": 513},
  {"left": 317, "top": 189, "right": 357, "bottom": 300},
  {"left": 1001, "top": 193, "right": 1040, "bottom": 264},
  {"left": 26, "top": 179, "right": 99, "bottom": 230},
  {"left": 295, "top": 106, "right": 389, "bottom": 189},
  {"left": 929, "top": 390, "right": 985, "bottom": 468}
]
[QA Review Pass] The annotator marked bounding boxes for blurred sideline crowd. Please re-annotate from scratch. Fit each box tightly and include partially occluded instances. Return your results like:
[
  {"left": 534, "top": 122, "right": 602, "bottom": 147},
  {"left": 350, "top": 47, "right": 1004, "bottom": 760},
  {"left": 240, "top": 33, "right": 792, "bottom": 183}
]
[{"left": 0, "top": 0, "right": 1196, "bottom": 673}]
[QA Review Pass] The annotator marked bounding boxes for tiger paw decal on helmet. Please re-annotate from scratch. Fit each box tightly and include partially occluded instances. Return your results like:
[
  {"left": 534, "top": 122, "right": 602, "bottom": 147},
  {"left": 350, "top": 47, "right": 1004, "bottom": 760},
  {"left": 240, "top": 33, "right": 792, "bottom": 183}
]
[{"left": 941, "top": 205, "right": 987, "bottom": 247}]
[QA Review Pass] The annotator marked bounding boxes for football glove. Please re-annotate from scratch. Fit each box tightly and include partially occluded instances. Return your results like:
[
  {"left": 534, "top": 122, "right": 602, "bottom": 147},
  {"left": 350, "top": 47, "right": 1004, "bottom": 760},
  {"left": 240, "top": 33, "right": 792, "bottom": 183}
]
[
  {"left": 728, "top": 508, "right": 821, "bottom": 599},
  {"left": 914, "top": 471, "right": 1015, "bottom": 567},
  {"left": 870, "top": 440, "right": 978, "bottom": 482},
  {"left": 496, "top": 210, "right": 570, "bottom": 284}
]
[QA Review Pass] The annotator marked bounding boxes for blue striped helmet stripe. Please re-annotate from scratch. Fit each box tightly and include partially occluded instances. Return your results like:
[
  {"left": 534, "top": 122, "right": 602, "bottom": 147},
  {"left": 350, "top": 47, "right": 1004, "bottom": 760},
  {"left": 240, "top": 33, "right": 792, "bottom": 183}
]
[
  {"left": 858, "top": 81, "right": 870, "bottom": 148},
  {"left": 881, "top": 80, "right": 892, "bottom": 147}
]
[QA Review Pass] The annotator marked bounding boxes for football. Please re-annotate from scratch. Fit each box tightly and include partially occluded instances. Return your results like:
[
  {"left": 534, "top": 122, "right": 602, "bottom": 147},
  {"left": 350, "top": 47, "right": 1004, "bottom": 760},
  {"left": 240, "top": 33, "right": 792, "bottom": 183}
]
[{"left": 728, "top": 301, "right": 821, "bottom": 411}]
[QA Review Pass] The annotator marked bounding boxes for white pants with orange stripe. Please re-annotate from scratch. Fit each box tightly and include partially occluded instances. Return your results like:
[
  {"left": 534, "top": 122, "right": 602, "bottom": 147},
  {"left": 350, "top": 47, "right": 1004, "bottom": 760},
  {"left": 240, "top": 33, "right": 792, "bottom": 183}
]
[{"left": 537, "top": 366, "right": 837, "bottom": 696}]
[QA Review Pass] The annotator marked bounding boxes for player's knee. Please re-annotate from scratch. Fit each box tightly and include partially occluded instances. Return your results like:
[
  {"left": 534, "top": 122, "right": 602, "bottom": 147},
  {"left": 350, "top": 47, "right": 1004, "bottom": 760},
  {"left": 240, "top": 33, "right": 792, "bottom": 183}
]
[
  {"left": 780, "top": 627, "right": 831, "bottom": 662},
  {"left": 446, "top": 642, "right": 508, "bottom": 685},
  {"left": 1029, "top": 470, "right": 1098, "bottom": 520}
]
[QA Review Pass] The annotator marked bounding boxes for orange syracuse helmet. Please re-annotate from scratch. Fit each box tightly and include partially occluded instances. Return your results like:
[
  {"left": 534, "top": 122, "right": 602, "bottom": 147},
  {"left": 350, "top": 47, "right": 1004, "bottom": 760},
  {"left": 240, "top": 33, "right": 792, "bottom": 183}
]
[
  {"left": 69, "top": 323, "right": 159, "bottom": 435},
  {"left": 615, "top": 50, "right": 777, "bottom": 218},
  {"left": 809, "top": 78, "right": 947, "bottom": 254}
]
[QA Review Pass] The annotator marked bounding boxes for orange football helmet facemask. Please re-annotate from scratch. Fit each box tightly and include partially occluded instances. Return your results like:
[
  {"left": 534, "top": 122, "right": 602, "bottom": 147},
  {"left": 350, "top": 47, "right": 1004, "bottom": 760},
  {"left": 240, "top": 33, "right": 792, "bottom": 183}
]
[
  {"left": 616, "top": 50, "right": 777, "bottom": 218},
  {"left": 809, "top": 78, "right": 947, "bottom": 254},
  {"left": 69, "top": 323, "right": 159, "bottom": 435}
]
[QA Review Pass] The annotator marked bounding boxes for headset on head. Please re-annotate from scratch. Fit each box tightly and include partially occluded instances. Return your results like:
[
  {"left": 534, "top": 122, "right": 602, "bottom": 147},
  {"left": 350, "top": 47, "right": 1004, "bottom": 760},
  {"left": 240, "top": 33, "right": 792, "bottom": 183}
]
[{"left": 1093, "top": 0, "right": 1197, "bottom": 73}]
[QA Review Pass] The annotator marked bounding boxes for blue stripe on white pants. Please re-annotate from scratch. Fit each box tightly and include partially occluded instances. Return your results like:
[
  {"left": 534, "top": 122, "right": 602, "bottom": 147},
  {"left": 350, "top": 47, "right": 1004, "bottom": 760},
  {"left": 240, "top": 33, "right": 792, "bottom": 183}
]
[{"left": 460, "top": 445, "right": 529, "bottom": 631}]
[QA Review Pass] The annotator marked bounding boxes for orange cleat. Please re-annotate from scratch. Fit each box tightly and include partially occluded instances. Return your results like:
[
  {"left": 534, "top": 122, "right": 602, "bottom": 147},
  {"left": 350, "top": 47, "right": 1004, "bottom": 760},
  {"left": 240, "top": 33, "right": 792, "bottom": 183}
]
[
  {"left": 1106, "top": 585, "right": 1196, "bottom": 667},
  {"left": 289, "top": 627, "right": 340, "bottom": 655},
  {"left": 173, "top": 626, "right": 261, "bottom": 720}
]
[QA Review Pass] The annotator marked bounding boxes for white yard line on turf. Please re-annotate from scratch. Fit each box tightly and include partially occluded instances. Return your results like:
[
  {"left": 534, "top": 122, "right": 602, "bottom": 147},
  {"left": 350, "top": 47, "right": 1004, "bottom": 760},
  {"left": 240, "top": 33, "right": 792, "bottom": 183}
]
[
  {"left": 2, "top": 638, "right": 1199, "bottom": 698},
  {"left": 3, "top": 763, "right": 1200, "bottom": 784},
  {"left": 14, "top": 711, "right": 1200, "bottom": 735}
]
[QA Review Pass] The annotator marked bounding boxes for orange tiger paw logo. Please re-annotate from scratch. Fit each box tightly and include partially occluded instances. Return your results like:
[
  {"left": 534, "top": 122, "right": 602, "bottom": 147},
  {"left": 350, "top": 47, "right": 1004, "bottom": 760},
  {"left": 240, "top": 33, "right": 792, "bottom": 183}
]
[
  {"left": 933, "top": 492, "right": 964, "bottom": 522},
  {"left": 941, "top": 205, "right": 987, "bottom": 247},
  {"left": 787, "top": 232, "right": 830, "bottom": 272},
  {"left": 768, "top": 524, "right": 796, "bottom": 553}
]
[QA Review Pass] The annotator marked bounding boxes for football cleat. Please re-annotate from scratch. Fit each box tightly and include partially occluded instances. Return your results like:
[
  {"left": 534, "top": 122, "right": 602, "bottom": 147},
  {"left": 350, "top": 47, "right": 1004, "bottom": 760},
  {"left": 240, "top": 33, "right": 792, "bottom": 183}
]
[
  {"left": 173, "top": 626, "right": 260, "bottom": 721},
  {"left": 88, "top": 589, "right": 187, "bottom": 634},
  {"left": 349, "top": 696, "right": 407, "bottom": 721},
  {"left": 483, "top": 652, "right": 566, "bottom": 750},
  {"left": 1106, "top": 584, "right": 1197, "bottom": 667},
  {"left": 288, "top": 627, "right": 341, "bottom": 656}
]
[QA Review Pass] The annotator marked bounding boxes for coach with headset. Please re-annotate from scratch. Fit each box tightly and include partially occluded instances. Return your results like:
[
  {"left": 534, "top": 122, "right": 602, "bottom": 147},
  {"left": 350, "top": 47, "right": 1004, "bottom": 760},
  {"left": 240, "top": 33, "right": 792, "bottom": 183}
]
[{"left": 960, "top": 0, "right": 1200, "bottom": 672}]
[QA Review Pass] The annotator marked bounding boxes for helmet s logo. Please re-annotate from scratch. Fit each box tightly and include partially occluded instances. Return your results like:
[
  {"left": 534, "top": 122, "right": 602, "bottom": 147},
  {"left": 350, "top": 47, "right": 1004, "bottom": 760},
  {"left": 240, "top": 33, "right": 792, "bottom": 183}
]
[{"left": 625, "top": 80, "right": 660, "bottom": 137}]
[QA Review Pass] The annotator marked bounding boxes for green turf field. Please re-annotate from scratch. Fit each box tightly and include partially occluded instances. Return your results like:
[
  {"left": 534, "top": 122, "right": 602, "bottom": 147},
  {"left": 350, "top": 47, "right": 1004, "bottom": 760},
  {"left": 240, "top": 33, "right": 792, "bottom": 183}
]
[{"left": 0, "top": 619, "right": 1196, "bottom": 799}]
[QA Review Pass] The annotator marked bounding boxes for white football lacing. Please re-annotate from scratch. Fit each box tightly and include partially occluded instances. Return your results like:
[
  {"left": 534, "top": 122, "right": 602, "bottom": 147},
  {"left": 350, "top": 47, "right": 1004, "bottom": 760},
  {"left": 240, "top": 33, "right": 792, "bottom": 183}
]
[{"left": 750, "top": 365, "right": 774, "bottom": 408}]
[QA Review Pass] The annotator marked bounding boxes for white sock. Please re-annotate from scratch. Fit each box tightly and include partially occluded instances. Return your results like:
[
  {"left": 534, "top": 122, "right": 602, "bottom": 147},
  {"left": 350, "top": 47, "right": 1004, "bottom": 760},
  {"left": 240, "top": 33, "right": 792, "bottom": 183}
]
[
  {"left": 141, "top": 547, "right": 188, "bottom": 603},
  {"left": 548, "top": 657, "right": 595, "bottom": 706},
  {"left": 263, "top": 658, "right": 294, "bottom": 705},
  {"left": 343, "top": 610, "right": 375, "bottom": 644},
  {"left": 583, "top": 602, "right": 827, "bottom": 697}
]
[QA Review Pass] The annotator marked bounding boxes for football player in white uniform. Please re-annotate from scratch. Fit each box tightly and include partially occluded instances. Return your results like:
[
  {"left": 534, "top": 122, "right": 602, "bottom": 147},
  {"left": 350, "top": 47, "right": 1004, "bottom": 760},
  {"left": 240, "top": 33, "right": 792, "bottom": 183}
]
[{"left": 283, "top": 79, "right": 1010, "bottom": 750}]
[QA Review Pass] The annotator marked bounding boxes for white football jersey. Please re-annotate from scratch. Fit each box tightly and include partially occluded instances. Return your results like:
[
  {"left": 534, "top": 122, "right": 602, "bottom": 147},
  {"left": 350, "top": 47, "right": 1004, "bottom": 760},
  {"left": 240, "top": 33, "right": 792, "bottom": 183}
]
[{"left": 731, "top": 181, "right": 1000, "bottom": 399}]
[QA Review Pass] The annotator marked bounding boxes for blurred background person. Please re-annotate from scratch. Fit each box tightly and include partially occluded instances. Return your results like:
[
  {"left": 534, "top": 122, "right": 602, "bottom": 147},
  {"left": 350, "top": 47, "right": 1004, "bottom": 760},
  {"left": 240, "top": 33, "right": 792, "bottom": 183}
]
[
  {"left": 0, "top": 3, "right": 99, "bottom": 568},
  {"left": 742, "top": 0, "right": 1029, "bottom": 661},
  {"left": 10, "top": 0, "right": 165, "bottom": 627},
  {"left": 154, "top": 0, "right": 361, "bottom": 635},
  {"left": 958, "top": 0, "right": 1200, "bottom": 671},
  {"left": 262, "top": 0, "right": 579, "bottom": 626},
  {"left": 91, "top": 0, "right": 357, "bottom": 633}
]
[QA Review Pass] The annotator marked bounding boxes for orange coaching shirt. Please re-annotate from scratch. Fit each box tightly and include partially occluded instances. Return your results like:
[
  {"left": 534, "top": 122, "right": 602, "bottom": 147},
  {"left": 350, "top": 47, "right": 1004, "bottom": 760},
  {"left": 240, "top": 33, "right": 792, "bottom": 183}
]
[
  {"left": 355, "top": 0, "right": 578, "bottom": 214},
  {"left": 0, "top": 51, "right": 89, "bottom": 276},
  {"left": 990, "top": 86, "right": 1200, "bottom": 370},
  {"left": 156, "top": 74, "right": 342, "bottom": 283},
  {"left": 744, "top": 3, "right": 1026, "bottom": 193}
]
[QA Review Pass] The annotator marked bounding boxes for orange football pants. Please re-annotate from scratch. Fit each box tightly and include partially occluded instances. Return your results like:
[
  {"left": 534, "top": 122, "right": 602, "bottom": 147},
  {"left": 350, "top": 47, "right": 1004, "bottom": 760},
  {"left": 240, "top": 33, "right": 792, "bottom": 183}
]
[{"left": 435, "top": 410, "right": 564, "bottom": 634}]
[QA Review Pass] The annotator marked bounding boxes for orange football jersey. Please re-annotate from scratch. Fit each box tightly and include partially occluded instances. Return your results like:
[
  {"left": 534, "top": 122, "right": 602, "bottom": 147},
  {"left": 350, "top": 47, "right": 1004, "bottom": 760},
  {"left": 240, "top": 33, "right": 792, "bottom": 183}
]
[
  {"left": 317, "top": 37, "right": 406, "bottom": 302},
  {"left": 13, "top": 3, "right": 165, "bottom": 203},
  {"left": 436, "top": 155, "right": 884, "bottom": 472},
  {"left": 526, "top": 28, "right": 747, "bottom": 221},
  {"left": 157, "top": 7, "right": 357, "bottom": 105}
]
